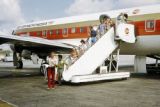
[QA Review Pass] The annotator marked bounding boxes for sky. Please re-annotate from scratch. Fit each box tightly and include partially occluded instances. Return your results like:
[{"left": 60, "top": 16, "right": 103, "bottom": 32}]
[{"left": 0, "top": 0, "right": 160, "bottom": 34}]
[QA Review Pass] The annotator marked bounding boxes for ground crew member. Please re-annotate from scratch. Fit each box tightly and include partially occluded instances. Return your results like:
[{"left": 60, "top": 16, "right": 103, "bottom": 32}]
[{"left": 79, "top": 39, "right": 88, "bottom": 55}]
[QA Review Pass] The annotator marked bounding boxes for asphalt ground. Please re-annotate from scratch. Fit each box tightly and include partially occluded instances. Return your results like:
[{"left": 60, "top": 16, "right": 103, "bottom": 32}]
[{"left": 0, "top": 61, "right": 160, "bottom": 107}]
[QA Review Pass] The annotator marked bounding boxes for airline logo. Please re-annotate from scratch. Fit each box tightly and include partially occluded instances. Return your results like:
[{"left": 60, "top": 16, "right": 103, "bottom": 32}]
[
  {"left": 125, "top": 28, "right": 129, "bottom": 35},
  {"left": 17, "top": 21, "right": 54, "bottom": 29}
]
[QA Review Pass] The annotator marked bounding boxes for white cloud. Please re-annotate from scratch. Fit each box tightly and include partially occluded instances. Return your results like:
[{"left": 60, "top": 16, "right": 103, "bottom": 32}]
[
  {"left": 66, "top": 0, "right": 114, "bottom": 15},
  {"left": 0, "top": 0, "right": 25, "bottom": 33},
  {"left": 118, "top": 0, "right": 160, "bottom": 8},
  {"left": 66, "top": 0, "right": 160, "bottom": 15}
]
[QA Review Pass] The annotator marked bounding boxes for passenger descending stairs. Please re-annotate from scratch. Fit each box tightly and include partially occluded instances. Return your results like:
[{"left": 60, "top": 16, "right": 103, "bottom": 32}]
[
  {"left": 63, "top": 23, "right": 135, "bottom": 83},
  {"left": 63, "top": 27, "right": 119, "bottom": 81}
]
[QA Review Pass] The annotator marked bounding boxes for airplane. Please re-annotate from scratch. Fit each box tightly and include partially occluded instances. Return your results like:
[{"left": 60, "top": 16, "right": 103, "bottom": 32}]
[{"left": 0, "top": 4, "right": 160, "bottom": 83}]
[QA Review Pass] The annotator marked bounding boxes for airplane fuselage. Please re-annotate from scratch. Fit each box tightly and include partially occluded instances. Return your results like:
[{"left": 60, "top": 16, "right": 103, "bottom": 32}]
[{"left": 14, "top": 5, "right": 160, "bottom": 56}]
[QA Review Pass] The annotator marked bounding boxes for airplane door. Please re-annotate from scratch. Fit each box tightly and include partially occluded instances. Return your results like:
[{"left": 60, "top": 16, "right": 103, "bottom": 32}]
[
  {"left": 63, "top": 28, "right": 68, "bottom": 37},
  {"left": 145, "top": 20, "right": 156, "bottom": 32}
]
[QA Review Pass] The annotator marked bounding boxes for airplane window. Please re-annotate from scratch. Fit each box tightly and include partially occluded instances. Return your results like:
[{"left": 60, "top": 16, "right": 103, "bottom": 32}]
[
  {"left": 80, "top": 27, "right": 84, "bottom": 33},
  {"left": 37, "top": 31, "right": 41, "bottom": 36},
  {"left": 50, "top": 30, "right": 53, "bottom": 35},
  {"left": 42, "top": 31, "right": 46, "bottom": 36},
  {"left": 71, "top": 27, "right": 76, "bottom": 33},
  {"left": 146, "top": 20, "right": 154, "bottom": 29},
  {"left": 42, "top": 30, "right": 47, "bottom": 38},
  {"left": 56, "top": 29, "right": 60, "bottom": 35},
  {"left": 63, "top": 28, "right": 68, "bottom": 35}
]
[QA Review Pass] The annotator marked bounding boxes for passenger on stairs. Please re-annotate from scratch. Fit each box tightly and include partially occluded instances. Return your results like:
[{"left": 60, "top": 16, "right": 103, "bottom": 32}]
[
  {"left": 106, "top": 18, "right": 115, "bottom": 31},
  {"left": 97, "top": 15, "right": 110, "bottom": 38},
  {"left": 86, "top": 37, "right": 92, "bottom": 49},
  {"left": 79, "top": 39, "right": 88, "bottom": 55},
  {"left": 73, "top": 48, "right": 79, "bottom": 58},
  {"left": 89, "top": 26, "right": 97, "bottom": 46},
  {"left": 116, "top": 13, "right": 128, "bottom": 25},
  {"left": 65, "top": 50, "right": 78, "bottom": 68},
  {"left": 115, "top": 13, "right": 128, "bottom": 39}
]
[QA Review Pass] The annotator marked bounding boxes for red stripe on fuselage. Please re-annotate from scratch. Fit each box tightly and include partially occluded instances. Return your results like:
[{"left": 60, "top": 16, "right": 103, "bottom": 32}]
[
  {"left": 133, "top": 20, "right": 160, "bottom": 36},
  {"left": 16, "top": 20, "right": 160, "bottom": 39}
]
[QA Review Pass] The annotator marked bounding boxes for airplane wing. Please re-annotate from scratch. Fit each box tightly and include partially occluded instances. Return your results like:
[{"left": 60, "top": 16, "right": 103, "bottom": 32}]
[
  {"left": 0, "top": 33, "right": 74, "bottom": 57},
  {"left": 0, "top": 33, "right": 73, "bottom": 49}
]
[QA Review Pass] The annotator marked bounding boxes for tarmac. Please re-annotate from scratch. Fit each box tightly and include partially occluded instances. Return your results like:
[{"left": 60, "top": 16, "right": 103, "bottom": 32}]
[{"left": 0, "top": 61, "right": 160, "bottom": 107}]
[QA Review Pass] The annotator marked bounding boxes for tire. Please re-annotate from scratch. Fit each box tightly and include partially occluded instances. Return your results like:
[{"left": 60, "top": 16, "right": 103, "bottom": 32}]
[{"left": 16, "top": 61, "right": 23, "bottom": 69}]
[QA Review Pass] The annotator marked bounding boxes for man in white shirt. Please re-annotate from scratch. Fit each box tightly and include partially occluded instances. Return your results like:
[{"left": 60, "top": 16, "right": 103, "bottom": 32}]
[{"left": 47, "top": 52, "right": 58, "bottom": 89}]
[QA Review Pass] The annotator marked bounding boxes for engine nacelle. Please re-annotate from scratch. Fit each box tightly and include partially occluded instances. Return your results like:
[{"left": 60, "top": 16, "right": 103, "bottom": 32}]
[
  {"left": 21, "top": 50, "right": 31, "bottom": 59},
  {"left": 31, "top": 53, "right": 39, "bottom": 64}
]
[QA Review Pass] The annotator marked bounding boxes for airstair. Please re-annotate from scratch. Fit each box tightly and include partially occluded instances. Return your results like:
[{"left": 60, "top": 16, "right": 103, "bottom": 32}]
[{"left": 63, "top": 23, "right": 135, "bottom": 83}]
